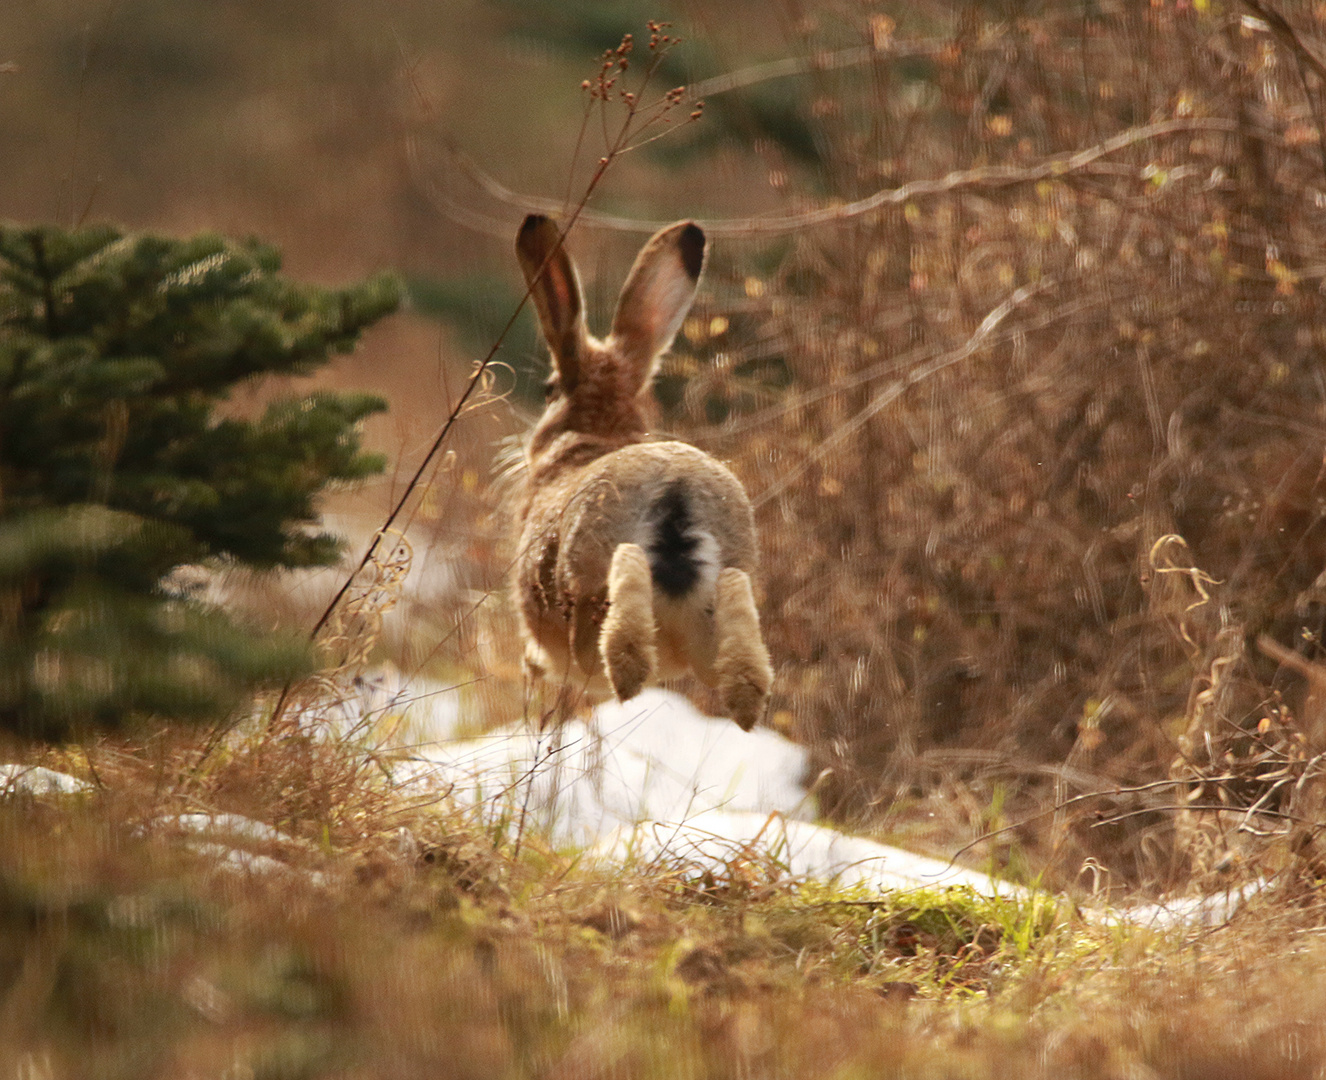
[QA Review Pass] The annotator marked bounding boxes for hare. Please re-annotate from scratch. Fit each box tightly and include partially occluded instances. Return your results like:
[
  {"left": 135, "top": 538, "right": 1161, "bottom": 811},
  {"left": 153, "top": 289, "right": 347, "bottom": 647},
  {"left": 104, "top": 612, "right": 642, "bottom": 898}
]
[{"left": 511, "top": 214, "right": 773, "bottom": 730}]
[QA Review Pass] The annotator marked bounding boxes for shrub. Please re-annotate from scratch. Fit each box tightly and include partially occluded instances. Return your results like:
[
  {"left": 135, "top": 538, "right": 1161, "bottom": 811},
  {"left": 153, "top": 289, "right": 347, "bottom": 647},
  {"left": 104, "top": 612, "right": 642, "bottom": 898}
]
[
  {"left": 0, "top": 223, "right": 400, "bottom": 740},
  {"left": 661, "top": 2, "right": 1326, "bottom": 887}
]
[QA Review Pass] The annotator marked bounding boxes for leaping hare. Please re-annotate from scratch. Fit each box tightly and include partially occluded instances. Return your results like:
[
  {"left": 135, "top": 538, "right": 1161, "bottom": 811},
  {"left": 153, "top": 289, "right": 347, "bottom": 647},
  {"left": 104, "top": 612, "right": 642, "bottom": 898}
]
[{"left": 512, "top": 214, "right": 773, "bottom": 730}]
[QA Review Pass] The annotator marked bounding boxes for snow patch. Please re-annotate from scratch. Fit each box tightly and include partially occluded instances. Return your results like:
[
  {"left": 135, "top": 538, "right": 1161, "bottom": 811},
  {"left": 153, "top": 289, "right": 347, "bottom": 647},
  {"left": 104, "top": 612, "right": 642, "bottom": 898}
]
[
  {"left": 405, "top": 688, "right": 812, "bottom": 847},
  {"left": 405, "top": 686, "right": 1251, "bottom": 925},
  {"left": 306, "top": 666, "right": 466, "bottom": 743},
  {"left": 0, "top": 764, "right": 92, "bottom": 796},
  {"left": 404, "top": 688, "right": 1020, "bottom": 901},
  {"left": 0, "top": 684, "right": 1261, "bottom": 927},
  {"left": 596, "top": 810, "right": 1019, "bottom": 896}
]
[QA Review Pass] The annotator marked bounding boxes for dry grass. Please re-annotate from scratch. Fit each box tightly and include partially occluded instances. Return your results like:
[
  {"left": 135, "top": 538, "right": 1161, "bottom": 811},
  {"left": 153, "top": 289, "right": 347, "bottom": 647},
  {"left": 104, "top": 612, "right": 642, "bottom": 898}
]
[
  {"left": 624, "top": 0, "right": 1326, "bottom": 899},
  {"left": 3, "top": 721, "right": 1326, "bottom": 1079},
  {"left": 10, "top": 2, "right": 1326, "bottom": 1074}
]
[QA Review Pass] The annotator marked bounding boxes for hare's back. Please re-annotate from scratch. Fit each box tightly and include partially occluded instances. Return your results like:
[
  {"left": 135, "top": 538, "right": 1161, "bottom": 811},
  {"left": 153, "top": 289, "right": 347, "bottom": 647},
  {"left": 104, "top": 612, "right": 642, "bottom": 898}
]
[{"left": 559, "top": 441, "right": 756, "bottom": 600}]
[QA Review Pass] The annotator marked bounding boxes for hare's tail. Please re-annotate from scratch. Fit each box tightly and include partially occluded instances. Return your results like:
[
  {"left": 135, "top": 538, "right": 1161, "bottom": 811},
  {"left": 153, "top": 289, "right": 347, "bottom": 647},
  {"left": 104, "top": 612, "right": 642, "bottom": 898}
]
[{"left": 645, "top": 481, "right": 720, "bottom": 599}]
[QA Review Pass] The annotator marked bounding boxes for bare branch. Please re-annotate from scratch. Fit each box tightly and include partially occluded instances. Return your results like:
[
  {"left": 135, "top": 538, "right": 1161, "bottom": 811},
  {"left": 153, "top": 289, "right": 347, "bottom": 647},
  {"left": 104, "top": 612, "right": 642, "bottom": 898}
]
[
  {"left": 1241, "top": 0, "right": 1326, "bottom": 85},
  {"left": 1259, "top": 633, "right": 1326, "bottom": 690},
  {"left": 939, "top": 777, "right": 1238, "bottom": 872},
  {"left": 687, "top": 39, "right": 946, "bottom": 100},
  {"left": 419, "top": 116, "right": 1237, "bottom": 238},
  {"left": 752, "top": 276, "right": 1057, "bottom": 508}
]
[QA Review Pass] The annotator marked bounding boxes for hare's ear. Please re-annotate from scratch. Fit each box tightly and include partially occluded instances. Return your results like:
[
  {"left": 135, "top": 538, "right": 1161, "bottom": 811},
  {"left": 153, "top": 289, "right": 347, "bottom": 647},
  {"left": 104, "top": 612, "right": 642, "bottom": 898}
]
[
  {"left": 609, "top": 221, "right": 705, "bottom": 391},
  {"left": 516, "top": 215, "right": 586, "bottom": 390}
]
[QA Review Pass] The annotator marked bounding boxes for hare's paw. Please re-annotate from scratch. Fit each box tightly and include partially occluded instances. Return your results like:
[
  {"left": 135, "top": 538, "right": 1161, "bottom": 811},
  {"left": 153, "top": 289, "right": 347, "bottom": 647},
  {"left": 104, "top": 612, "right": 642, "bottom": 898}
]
[
  {"left": 714, "top": 568, "right": 773, "bottom": 731},
  {"left": 600, "top": 543, "right": 658, "bottom": 702}
]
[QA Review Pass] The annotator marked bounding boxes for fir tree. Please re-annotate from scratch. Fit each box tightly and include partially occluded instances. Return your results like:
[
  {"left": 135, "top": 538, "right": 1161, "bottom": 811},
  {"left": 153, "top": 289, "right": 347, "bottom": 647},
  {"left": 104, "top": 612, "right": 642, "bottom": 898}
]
[{"left": 0, "top": 223, "right": 400, "bottom": 740}]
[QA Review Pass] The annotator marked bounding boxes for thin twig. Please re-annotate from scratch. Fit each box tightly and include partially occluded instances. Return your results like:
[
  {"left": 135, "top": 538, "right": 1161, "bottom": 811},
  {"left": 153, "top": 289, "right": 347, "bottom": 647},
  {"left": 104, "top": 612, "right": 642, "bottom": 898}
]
[
  {"left": 273, "top": 35, "right": 697, "bottom": 731},
  {"left": 941, "top": 776, "right": 1241, "bottom": 871},
  {"left": 1258, "top": 633, "right": 1326, "bottom": 688},
  {"left": 686, "top": 39, "right": 946, "bottom": 100},
  {"left": 752, "top": 276, "right": 1057, "bottom": 508},
  {"left": 276, "top": 142, "right": 617, "bottom": 730},
  {"left": 422, "top": 116, "right": 1237, "bottom": 238},
  {"left": 1241, "top": 0, "right": 1326, "bottom": 84},
  {"left": 1241, "top": 0, "right": 1326, "bottom": 185},
  {"left": 1090, "top": 803, "right": 1317, "bottom": 829}
]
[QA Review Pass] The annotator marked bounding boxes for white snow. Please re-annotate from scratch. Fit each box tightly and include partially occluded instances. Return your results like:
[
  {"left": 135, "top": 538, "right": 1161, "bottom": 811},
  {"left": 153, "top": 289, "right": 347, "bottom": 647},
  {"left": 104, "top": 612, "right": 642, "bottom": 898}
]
[
  {"left": 596, "top": 810, "right": 1020, "bottom": 896},
  {"left": 0, "top": 682, "right": 1263, "bottom": 926},
  {"left": 1092, "top": 881, "right": 1270, "bottom": 929},
  {"left": 403, "top": 688, "right": 813, "bottom": 847},
  {"left": 404, "top": 688, "right": 1028, "bottom": 898},
  {"left": 338, "top": 666, "right": 466, "bottom": 742},
  {"left": 405, "top": 688, "right": 1013, "bottom": 900},
  {"left": 167, "top": 812, "right": 292, "bottom": 847},
  {"left": 0, "top": 764, "right": 93, "bottom": 795},
  {"left": 404, "top": 685, "right": 1261, "bottom": 925},
  {"left": 157, "top": 812, "right": 328, "bottom": 884}
]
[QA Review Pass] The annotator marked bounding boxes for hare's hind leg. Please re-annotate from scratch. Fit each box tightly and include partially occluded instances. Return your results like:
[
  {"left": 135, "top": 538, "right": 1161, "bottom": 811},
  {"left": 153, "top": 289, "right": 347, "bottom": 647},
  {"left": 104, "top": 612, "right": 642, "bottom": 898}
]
[
  {"left": 601, "top": 543, "right": 658, "bottom": 702},
  {"left": 714, "top": 568, "right": 773, "bottom": 731}
]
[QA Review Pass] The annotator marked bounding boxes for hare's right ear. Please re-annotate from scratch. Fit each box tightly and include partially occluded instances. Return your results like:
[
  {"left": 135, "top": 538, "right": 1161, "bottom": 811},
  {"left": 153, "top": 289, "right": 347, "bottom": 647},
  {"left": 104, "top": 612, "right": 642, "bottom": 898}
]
[
  {"left": 609, "top": 221, "right": 705, "bottom": 393},
  {"left": 516, "top": 215, "right": 586, "bottom": 390}
]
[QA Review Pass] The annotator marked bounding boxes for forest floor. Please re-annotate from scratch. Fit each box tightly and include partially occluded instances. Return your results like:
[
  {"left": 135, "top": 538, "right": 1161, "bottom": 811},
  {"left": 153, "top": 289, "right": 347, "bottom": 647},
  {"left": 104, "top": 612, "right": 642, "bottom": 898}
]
[{"left": 1, "top": 693, "right": 1321, "bottom": 1080}]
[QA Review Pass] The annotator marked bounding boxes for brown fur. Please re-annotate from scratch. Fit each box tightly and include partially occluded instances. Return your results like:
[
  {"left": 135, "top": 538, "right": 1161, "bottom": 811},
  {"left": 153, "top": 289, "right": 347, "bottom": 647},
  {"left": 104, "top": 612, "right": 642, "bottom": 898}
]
[
  {"left": 713, "top": 569, "right": 772, "bottom": 732},
  {"left": 512, "top": 215, "right": 773, "bottom": 729},
  {"left": 601, "top": 543, "right": 657, "bottom": 701}
]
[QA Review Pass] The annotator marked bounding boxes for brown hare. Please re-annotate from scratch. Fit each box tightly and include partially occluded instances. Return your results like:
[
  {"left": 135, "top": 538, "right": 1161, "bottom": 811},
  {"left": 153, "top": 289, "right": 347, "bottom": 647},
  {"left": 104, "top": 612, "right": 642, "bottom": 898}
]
[{"left": 512, "top": 214, "right": 773, "bottom": 730}]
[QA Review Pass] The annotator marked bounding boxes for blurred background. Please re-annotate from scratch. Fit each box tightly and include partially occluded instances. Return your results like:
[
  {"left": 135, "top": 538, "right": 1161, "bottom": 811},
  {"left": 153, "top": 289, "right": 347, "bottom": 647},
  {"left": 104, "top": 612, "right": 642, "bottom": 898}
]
[{"left": 7, "top": 0, "right": 1326, "bottom": 894}]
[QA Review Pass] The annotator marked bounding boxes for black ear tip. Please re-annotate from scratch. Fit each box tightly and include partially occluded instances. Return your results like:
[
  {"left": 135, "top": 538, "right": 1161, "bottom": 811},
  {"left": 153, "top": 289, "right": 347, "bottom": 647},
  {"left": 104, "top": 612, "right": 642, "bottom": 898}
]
[
  {"left": 519, "top": 214, "right": 549, "bottom": 240},
  {"left": 677, "top": 222, "right": 706, "bottom": 280}
]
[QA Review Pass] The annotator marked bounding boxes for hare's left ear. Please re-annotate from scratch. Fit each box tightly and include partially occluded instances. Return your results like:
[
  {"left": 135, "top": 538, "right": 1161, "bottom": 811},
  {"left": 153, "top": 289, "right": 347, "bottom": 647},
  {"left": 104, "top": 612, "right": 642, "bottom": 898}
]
[
  {"left": 516, "top": 214, "right": 587, "bottom": 391},
  {"left": 609, "top": 221, "right": 706, "bottom": 392}
]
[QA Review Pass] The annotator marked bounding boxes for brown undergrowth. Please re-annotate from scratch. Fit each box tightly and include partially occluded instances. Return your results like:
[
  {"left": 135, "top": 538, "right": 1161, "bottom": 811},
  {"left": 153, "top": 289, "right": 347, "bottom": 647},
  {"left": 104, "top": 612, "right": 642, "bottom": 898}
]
[
  {"left": 4, "top": 719, "right": 1326, "bottom": 1079},
  {"left": 10, "top": 5, "right": 1326, "bottom": 1074},
  {"left": 0, "top": 520, "right": 1319, "bottom": 1075},
  {"left": 628, "top": 0, "right": 1326, "bottom": 896}
]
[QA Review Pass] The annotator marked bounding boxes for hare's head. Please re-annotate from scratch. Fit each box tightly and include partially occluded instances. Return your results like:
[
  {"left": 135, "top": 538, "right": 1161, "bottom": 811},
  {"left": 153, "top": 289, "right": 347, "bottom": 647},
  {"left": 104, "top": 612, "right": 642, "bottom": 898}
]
[{"left": 516, "top": 215, "right": 706, "bottom": 464}]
